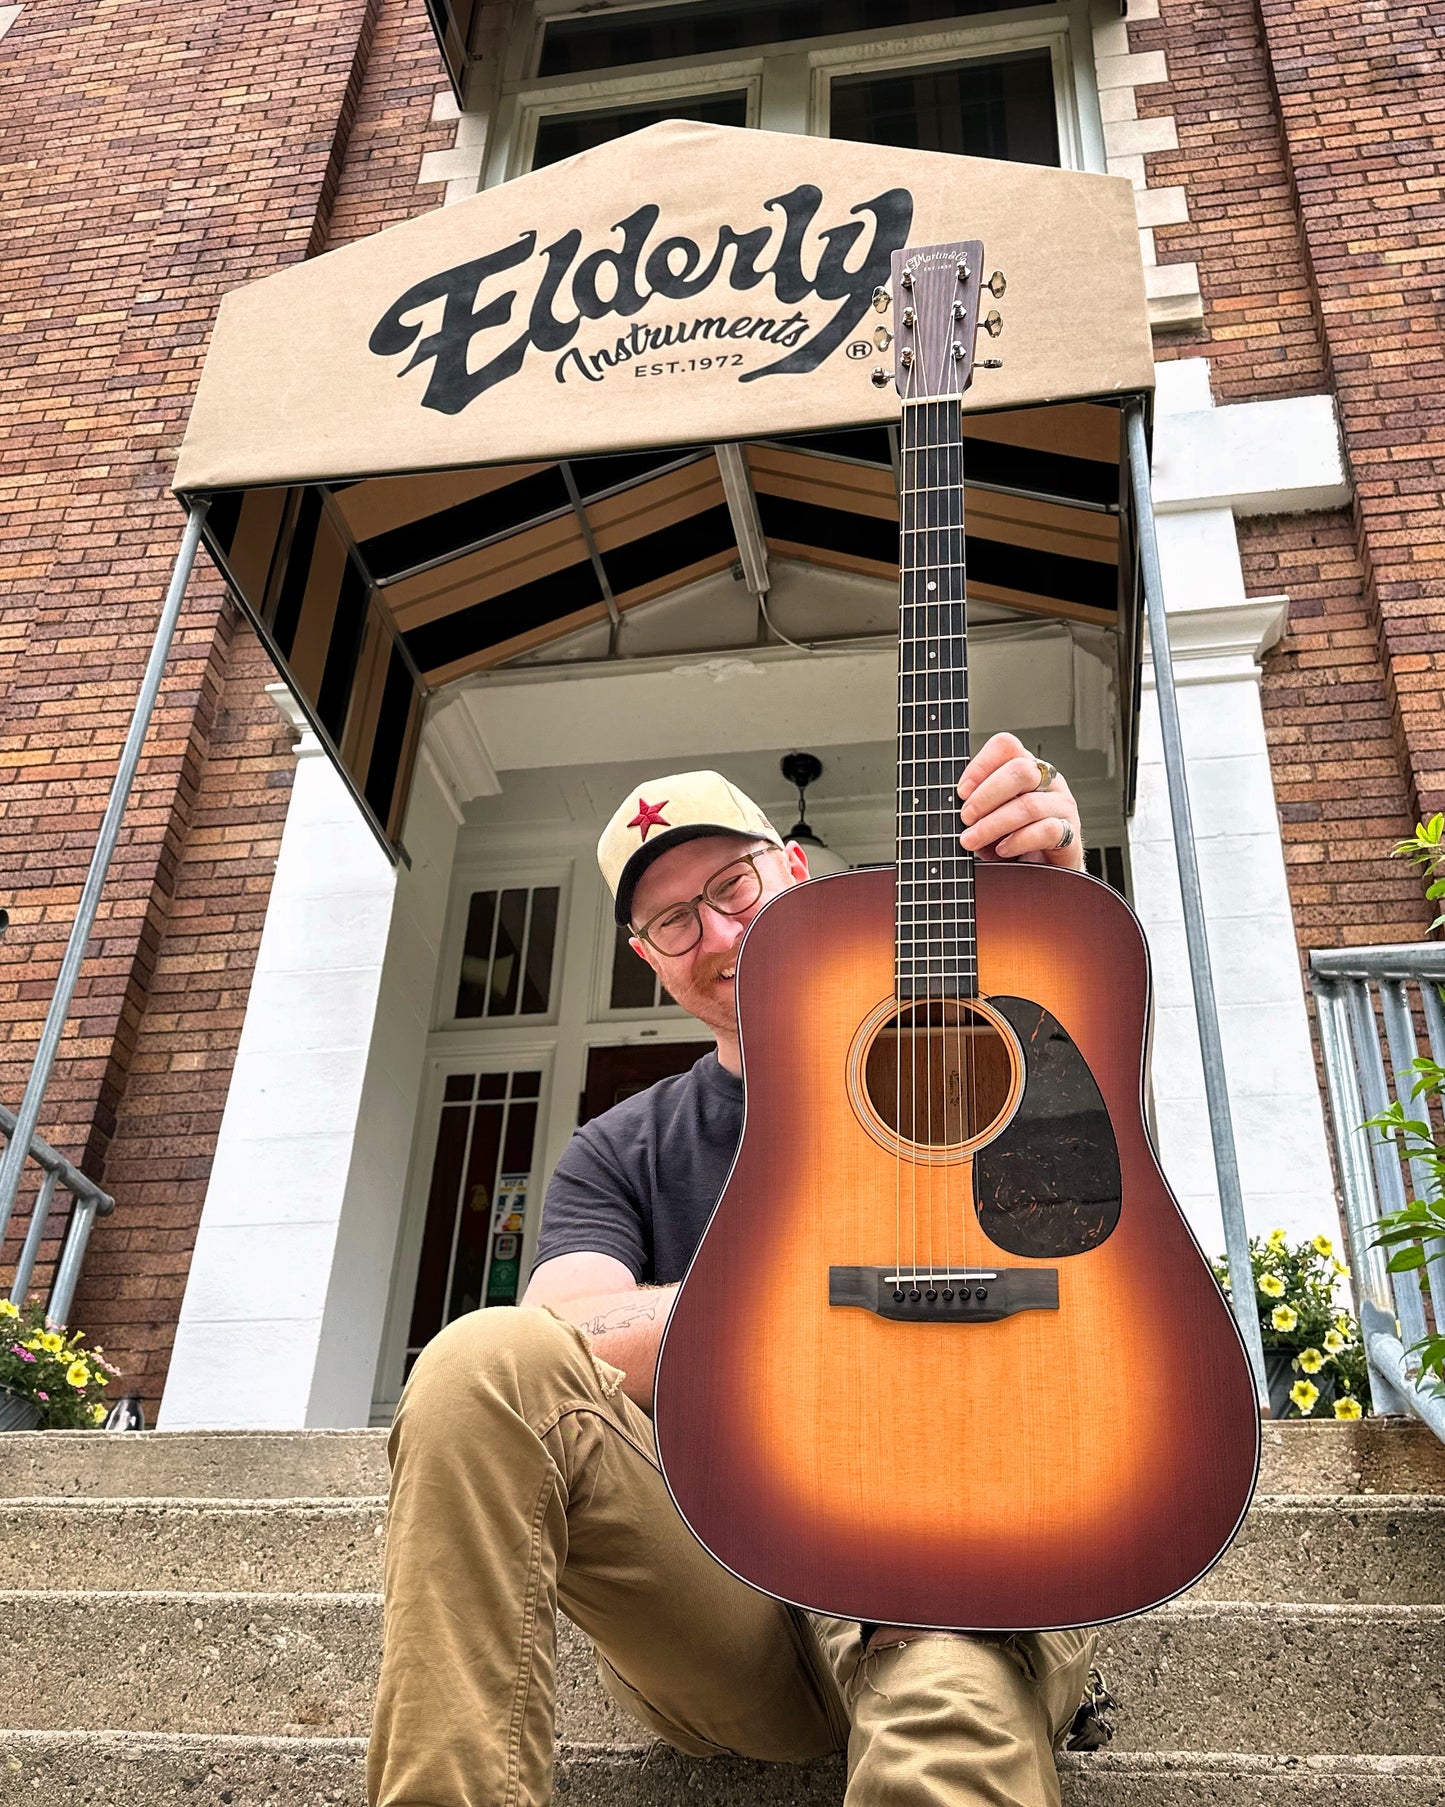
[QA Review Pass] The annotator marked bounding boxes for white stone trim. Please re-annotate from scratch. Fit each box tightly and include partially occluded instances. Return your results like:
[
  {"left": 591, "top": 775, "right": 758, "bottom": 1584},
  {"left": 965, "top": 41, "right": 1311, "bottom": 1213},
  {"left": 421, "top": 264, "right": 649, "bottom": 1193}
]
[
  {"left": 1123, "top": 364, "right": 1341, "bottom": 1258},
  {"left": 0, "top": 8, "right": 22, "bottom": 44},
  {"left": 1089, "top": 0, "right": 1202, "bottom": 331},
  {"left": 159, "top": 733, "right": 461, "bottom": 1429}
]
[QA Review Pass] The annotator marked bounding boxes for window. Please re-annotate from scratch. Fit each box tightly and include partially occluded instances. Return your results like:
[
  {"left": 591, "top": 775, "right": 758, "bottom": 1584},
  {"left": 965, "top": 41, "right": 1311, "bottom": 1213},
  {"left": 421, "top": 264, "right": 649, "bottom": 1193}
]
[
  {"left": 533, "top": 89, "right": 749, "bottom": 168},
  {"left": 539, "top": 1, "right": 1012, "bottom": 75},
  {"left": 455, "top": 884, "right": 560, "bottom": 1019},
  {"left": 607, "top": 922, "right": 677, "bottom": 1011},
  {"left": 828, "top": 48, "right": 1059, "bottom": 165}
]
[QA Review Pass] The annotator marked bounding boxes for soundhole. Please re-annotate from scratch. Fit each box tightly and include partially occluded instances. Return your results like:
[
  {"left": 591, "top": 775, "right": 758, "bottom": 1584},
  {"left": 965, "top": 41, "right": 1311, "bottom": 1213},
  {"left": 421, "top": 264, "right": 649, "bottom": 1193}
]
[{"left": 860, "top": 998, "right": 1021, "bottom": 1151}]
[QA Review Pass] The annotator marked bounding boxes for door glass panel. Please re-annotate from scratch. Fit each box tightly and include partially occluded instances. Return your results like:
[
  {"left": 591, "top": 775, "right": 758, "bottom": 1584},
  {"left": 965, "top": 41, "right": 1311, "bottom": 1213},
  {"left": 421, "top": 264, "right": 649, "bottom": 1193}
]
[
  {"left": 532, "top": 90, "right": 748, "bottom": 170},
  {"left": 406, "top": 1067, "right": 546, "bottom": 1377},
  {"left": 829, "top": 49, "right": 1060, "bottom": 166}
]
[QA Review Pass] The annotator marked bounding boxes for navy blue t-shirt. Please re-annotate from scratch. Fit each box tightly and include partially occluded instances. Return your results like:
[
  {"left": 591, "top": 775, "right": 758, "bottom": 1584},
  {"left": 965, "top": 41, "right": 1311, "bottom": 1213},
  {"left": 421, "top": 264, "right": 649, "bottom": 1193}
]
[{"left": 534, "top": 1051, "right": 743, "bottom": 1283}]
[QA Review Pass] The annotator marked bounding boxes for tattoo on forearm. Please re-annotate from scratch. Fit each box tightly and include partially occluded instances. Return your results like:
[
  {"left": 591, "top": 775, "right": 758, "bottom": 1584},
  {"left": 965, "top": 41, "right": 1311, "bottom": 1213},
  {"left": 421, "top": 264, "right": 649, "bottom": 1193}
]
[{"left": 580, "top": 1303, "right": 658, "bottom": 1339}]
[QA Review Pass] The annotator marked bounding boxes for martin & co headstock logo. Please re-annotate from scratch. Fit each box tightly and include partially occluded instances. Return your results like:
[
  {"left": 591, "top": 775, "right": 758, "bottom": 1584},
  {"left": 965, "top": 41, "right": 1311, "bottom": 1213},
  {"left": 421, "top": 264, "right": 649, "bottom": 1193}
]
[{"left": 369, "top": 184, "right": 913, "bottom": 415}]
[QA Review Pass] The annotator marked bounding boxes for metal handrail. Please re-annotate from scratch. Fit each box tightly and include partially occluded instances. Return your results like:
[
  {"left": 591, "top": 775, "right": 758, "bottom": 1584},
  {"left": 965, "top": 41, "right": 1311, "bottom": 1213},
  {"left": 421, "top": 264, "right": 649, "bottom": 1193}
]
[
  {"left": 0, "top": 1102, "right": 115, "bottom": 1326},
  {"left": 1308, "top": 943, "right": 1445, "bottom": 1442}
]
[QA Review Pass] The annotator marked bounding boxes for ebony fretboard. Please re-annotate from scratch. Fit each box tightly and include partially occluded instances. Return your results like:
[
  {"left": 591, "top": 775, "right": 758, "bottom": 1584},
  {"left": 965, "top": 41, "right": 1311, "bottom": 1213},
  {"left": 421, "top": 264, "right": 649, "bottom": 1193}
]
[{"left": 896, "top": 396, "right": 975, "bottom": 1000}]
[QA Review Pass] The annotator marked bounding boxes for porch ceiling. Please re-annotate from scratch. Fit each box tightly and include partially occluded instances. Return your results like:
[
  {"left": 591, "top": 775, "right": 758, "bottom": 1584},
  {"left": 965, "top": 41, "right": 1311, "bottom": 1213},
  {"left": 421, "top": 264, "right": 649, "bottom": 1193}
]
[{"left": 206, "top": 398, "right": 1126, "bottom": 679}]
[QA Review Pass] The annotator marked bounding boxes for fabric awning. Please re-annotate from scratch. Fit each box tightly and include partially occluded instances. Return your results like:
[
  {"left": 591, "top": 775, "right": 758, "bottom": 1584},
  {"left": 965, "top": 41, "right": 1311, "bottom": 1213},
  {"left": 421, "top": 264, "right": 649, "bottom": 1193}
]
[{"left": 174, "top": 122, "right": 1154, "bottom": 852}]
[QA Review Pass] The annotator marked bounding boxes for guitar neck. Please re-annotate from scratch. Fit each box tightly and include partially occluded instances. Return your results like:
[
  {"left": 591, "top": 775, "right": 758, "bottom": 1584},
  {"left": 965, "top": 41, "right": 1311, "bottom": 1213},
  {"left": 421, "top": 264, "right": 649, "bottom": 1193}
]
[{"left": 896, "top": 395, "right": 975, "bottom": 1001}]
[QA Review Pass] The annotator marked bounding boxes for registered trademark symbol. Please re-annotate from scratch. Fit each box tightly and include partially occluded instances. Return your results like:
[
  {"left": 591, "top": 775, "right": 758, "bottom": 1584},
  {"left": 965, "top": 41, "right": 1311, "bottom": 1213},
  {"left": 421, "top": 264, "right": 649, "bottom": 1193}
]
[{"left": 846, "top": 340, "right": 872, "bottom": 360}]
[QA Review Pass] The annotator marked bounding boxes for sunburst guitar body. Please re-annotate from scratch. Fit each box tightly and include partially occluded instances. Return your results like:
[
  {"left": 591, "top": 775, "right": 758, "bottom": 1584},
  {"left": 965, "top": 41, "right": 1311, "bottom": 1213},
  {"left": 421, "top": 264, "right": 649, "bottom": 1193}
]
[{"left": 651, "top": 240, "right": 1260, "bottom": 1632}]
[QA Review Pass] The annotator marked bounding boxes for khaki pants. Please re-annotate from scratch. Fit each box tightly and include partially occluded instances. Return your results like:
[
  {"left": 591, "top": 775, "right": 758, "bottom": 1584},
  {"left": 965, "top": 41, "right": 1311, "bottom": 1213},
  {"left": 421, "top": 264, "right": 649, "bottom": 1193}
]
[{"left": 368, "top": 1307, "right": 1095, "bottom": 1807}]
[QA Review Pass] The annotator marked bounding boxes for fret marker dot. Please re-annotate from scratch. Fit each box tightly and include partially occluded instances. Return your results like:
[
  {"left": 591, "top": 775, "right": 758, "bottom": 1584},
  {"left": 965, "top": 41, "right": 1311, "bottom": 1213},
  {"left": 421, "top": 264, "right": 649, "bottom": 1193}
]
[{"left": 927, "top": 582, "right": 937, "bottom": 592}]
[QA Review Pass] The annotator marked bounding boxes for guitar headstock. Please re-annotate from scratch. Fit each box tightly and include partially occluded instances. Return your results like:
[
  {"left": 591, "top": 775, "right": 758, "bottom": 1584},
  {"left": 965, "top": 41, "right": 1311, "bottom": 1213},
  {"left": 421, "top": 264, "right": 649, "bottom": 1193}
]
[{"left": 869, "top": 242, "right": 1006, "bottom": 400}]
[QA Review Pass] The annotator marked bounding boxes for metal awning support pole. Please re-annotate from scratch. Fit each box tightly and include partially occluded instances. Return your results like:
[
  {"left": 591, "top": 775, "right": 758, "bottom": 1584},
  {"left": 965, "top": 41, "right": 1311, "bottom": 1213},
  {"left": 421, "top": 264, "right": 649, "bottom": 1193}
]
[
  {"left": 0, "top": 501, "right": 210, "bottom": 1234},
  {"left": 1124, "top": 403, "right": 1268, "bottom": 1410}
]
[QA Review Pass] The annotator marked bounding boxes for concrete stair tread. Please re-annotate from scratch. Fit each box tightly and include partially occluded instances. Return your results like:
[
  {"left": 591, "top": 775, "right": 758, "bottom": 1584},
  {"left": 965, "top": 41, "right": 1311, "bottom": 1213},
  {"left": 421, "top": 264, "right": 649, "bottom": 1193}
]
[
  {"left": 2, "top": 1493, "right": 1441, "bottom": 1603},
  {"left": 3, "top": 1417, "right": 1442, "bottom": 1499},
  {"left": 0, "top": 1591, "right": 1439, "bottom": 1753},
  {"left": 1, "top": 1732, "right": 1442, "bottom": 1807}
]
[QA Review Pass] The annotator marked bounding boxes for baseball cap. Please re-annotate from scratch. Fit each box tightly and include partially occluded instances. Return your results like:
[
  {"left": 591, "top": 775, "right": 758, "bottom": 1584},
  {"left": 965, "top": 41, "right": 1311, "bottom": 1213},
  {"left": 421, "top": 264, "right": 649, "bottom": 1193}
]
[{"left": 598, "top": 770, "right": 785, "bottom": 925}]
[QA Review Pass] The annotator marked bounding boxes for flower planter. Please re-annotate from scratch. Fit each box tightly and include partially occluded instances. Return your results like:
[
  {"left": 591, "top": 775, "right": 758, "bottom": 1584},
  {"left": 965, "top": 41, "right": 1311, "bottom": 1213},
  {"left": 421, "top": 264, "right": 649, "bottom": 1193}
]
[{"left": 0, "top": 1385, "right": 42, "bottom": 1431}]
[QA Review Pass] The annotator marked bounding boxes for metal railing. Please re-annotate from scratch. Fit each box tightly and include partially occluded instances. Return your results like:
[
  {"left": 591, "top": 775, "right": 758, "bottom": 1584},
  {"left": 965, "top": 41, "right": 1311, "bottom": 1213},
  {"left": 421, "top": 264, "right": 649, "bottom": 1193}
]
[
  {"left": 1309, "top": 943, "right": 1445, "bottom": 1442},
  {"left": 0, "top": 1103, "right": 114, "bottom": 1326}
]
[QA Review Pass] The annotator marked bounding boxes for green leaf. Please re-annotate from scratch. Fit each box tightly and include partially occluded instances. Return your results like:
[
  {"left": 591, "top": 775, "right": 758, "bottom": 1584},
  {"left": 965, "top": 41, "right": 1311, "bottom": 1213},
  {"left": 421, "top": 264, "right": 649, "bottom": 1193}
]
[{"left": 1387, "top": 1247, "right": 1427, "bottom": 1271}]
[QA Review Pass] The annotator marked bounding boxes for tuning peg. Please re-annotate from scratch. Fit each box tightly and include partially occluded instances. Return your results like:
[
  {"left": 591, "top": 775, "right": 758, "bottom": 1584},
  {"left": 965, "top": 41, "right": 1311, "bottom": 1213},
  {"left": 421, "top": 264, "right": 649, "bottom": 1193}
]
[
  {"left": 901, "top": 269, "right": 914, "bottom": 290},
  {"left": 873, "top": 325, "right": 893, "bottom": 351},
  {"left": 956, "top": 257, "right": 972, "bottom": 281},
  {"left": 900, "top": 348, "right": 914, "bottom": 369},
  {"left": 986, "top": 271, "right": 1007, "bottom": 298},
  {"left": 951, "top": 342, "right": 966, "bottom": 361},
  {"left": 871, "top": 368, "right": 890, "bottom": 388},
  {"left": 979, "top": 357, "right": 1004, "bottom": 370},
  {"left": 902, "top": 306, "right": 916, "bottom": 329},
  {"left": 982, "top": 310, "right": 1003, "bottom": 338},
  {"left": 871, "top": 286, "right": 891, "bottom": 314}
]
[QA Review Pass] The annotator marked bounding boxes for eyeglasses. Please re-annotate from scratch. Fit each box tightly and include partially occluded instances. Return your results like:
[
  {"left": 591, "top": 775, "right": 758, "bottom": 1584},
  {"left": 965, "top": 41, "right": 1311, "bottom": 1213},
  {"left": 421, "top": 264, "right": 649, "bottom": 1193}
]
[{"left": 633, "top": 848, "right": 781, "bottom": 957}]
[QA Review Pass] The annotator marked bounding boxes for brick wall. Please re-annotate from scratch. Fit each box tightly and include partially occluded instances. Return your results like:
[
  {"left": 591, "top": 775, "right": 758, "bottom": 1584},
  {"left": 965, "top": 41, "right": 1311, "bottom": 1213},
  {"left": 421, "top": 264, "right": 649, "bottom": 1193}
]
[
  {"left": 1253, "top": 0, "right": 1445, "bottom": 824},
  {"left": 0, "top": 0, "right": 400, "bottom": 1405},
  {"left": 1131, "top": 0, "right": 1443, "bottom": 955}
]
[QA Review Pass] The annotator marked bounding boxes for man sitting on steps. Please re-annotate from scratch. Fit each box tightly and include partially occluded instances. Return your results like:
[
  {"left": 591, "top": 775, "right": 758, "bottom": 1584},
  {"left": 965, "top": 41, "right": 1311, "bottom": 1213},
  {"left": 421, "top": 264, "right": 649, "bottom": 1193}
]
[{"left": 368, "top": 733, "right": 1097, "bottom": 1807}]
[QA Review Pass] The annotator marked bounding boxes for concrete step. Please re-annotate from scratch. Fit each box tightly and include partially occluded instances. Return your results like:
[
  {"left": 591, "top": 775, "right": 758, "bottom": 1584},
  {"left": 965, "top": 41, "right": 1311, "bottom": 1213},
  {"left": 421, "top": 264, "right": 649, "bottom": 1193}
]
[
  {"left": 0, "top": 1592, "right": 1439, "bottom": 1755},
  {"left": 2, "top": 1494, "right": 1442, "bottom": 1604},
  {"left": 2, "top": 1416, "right": 1443, "bottom": 1502},
  {"left": 0, "top": 1734, "right": 1441, "bottom": 1807}
]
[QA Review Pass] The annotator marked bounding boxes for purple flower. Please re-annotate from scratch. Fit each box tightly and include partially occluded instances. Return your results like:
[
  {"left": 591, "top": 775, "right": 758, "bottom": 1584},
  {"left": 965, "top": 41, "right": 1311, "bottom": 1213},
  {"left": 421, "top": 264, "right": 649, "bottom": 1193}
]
[
  {"left": 36, "top": 1391, "right": 48, "bottom": 1402},
  {"left": 9, "top": 1344, "right": 35, "bottom": 1362}
]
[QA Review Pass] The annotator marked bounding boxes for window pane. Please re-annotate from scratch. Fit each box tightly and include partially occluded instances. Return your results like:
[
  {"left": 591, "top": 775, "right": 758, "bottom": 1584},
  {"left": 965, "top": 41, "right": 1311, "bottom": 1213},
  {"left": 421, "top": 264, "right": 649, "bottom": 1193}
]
[
  {"left": 540, "top": 0, "right": 1003, "bottom": 76},
  {"left": 521, "top": 887, "right": 559, "bottom": 1014},
  {"left": 533, "top": 91, "right": 748, "bottom": 170},
  {"left": 455, "top": 890, "right": 496, "bottom": 1018},
  {"left": 487, "top": 888, "right": 528, "bottom": 1016},
  {"left": 829, "top": 50, "right": 1060, "bottom": 167},
  {"left": 610, "top": 922, "right": 659, "bottom": 1009}
]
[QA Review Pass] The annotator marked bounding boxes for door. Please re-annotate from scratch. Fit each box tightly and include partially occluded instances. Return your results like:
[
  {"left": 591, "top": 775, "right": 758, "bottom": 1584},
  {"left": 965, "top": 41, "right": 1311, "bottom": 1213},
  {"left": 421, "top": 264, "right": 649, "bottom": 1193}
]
[{"left": 580, "top": 1042, "right": 714, "bottom": 1124}]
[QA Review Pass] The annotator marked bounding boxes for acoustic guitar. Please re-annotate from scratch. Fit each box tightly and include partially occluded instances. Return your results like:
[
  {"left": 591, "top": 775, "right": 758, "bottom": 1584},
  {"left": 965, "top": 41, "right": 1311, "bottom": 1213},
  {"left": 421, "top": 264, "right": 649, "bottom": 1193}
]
[{"left": 653, "top": 240, "right": 1260, "bottom": 1632}]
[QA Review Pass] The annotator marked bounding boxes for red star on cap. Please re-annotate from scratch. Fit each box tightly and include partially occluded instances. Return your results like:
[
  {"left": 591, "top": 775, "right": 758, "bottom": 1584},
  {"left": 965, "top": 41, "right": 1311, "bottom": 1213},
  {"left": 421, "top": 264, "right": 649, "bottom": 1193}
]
[{"left": 628, "top": 796, "right": 670, "bottom": 840}]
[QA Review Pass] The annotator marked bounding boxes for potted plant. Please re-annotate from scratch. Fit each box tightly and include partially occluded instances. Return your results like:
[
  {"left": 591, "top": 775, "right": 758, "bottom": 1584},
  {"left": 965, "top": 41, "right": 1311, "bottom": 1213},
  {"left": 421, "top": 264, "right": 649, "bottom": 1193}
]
[
  {"left": 1213, "top": 1232, "right": 1371, "bottom": 1419},
  {"left": 0, "top": 1298, "right": 118, "bottom": 1429}
]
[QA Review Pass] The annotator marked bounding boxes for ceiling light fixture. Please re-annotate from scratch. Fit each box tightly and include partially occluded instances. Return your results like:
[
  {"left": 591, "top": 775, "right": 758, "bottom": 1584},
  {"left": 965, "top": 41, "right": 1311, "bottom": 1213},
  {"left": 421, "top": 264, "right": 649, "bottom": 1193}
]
[{"left": 780, "top": 752, "right": 850, "bottom": 877}]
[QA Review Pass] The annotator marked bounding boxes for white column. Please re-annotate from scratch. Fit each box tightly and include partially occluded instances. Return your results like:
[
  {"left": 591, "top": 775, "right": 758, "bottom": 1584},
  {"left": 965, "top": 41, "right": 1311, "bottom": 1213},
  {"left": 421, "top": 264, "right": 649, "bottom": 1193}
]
[
  {"left": 160, "top": 697, "right": 458, "bottom": 1429},
  {"left": 1129, "top": 360, "right": 1347, "bottom": 1261}
]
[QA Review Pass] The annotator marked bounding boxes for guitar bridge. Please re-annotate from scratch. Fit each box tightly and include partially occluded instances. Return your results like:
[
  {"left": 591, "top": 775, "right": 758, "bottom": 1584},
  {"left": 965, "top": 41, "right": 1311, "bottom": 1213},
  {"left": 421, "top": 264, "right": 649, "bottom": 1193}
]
[{"left": 828, "top": 1265, "right": 1058, "bottom": 1322}]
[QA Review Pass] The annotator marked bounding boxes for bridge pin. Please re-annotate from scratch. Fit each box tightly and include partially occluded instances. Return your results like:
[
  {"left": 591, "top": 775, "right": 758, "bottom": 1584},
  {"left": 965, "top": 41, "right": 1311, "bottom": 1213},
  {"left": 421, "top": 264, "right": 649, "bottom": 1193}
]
[
  {"left": 909, "top": 1289, "right": 922, "bottom": 1302},
  {"left": 942, "top": 1289, "right": 954, "bottom": 1301},
  {"left": 925, "top": 1289, "right": 937, "bottom": 1302},
  {"left": 974, "top": 1286, "right": 988, "bottom": 1301}
]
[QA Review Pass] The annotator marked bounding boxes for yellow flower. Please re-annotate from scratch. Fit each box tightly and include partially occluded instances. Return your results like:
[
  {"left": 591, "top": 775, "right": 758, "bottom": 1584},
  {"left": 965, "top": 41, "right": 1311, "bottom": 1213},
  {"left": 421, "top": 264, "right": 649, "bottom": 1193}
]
[
  {"left": 94, "top": 1373, "right": 108, "bottom": 1387},
  {"left": 39, "top": 1332, "right": 63, "bottom": 1355},
  {"left": 1334, "top": 1312, "right": 1351, "bottom": 1334},
  {"left": 1311, "top": 1234, "right": 1334, "bottom": 1258},
  {"left": 1323, "top": 1329, "right": 1347, "bottom": 1355},
  {"left": 1259, "top": 1274, "right": 1287, "bottom": 1299},
  {"left": 1296, "top": 1347, "right": 1325, "bottom": 1374},
  {"left": 1289, "top": 1379, "right": 1320, "bottom": 1414},
  {"left": 65, "top": 1362, "right": 90, "bottom": 1390},
  {"left": 22, "top": 1338, "right": 42, "bottom": 1352},
  {"left": 1333, "top": 1396, "right": 1363, "bottom": 1421},
  {"left": 1271, "top": 1304, "right": 1299, "bottom": 1333},
  {"left": 0, "top": 1300, "right": 18, "bottom": 1320},
  {"left": 90, "top": 1403, "right": 107, "bottom": 1424},
  {"left": 1267, "top": 1228, "right": 1289, "bottom": 1253}
]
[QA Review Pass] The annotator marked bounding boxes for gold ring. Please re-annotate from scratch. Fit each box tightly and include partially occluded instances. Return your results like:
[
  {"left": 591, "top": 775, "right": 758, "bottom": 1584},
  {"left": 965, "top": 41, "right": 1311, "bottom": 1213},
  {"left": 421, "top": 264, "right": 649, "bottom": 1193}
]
[{"left": 1035, "top": 759, "right": 1058, "bottom": 792}]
